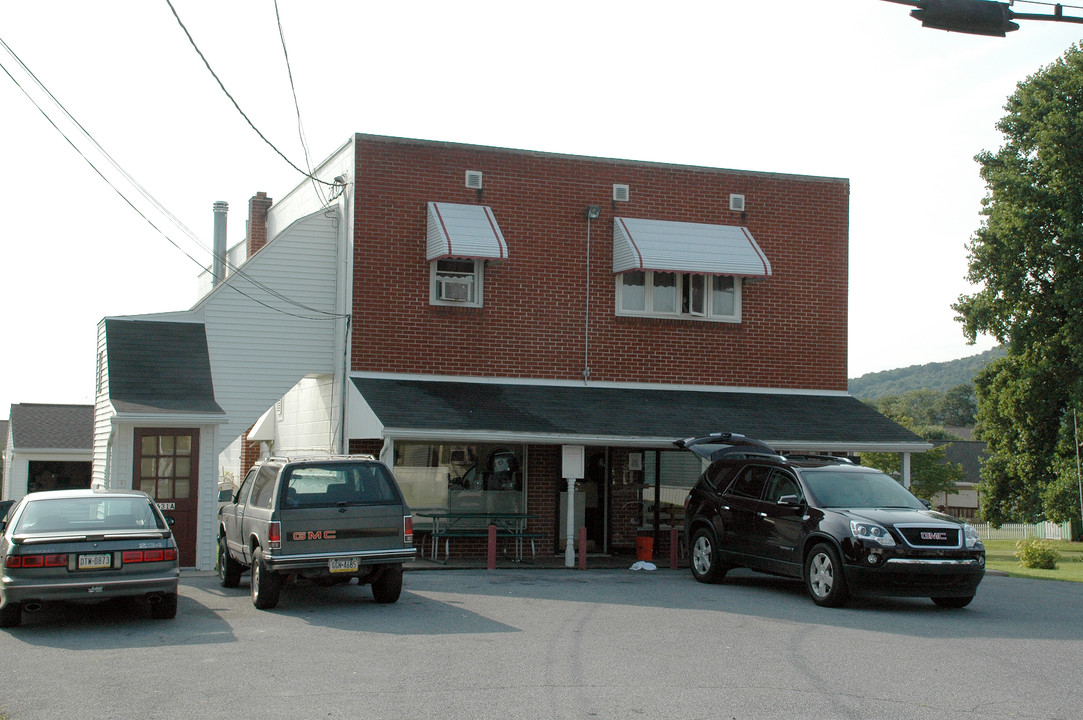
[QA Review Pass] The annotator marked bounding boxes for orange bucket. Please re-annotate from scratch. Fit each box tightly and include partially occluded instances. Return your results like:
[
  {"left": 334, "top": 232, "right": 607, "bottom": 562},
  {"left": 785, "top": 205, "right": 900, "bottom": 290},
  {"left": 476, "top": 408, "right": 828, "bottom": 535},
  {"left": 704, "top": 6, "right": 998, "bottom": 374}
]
[{"left": 635, "top": 536, "right": 654, "bottom": 561}]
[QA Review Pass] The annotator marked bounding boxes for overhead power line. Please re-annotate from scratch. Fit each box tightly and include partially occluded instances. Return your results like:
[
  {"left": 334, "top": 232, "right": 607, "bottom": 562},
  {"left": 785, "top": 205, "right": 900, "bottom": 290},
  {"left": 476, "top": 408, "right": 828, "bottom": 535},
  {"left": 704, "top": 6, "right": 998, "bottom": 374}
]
[
  {"left": 165, "top": 0, "right": 337, "bottom": 189},
  {"left": 0, "top": 34, "right": 346, "bottom": 320}
]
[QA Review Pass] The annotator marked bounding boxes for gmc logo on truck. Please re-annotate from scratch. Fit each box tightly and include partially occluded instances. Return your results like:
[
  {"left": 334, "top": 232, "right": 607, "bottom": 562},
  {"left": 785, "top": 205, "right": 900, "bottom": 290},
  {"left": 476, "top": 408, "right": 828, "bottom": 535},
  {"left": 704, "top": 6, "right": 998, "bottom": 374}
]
[
  {"left": 291, "top": 530, "right": 337, "bottom": 541},
  {"left": 920, "top": 531, "right": 948, "bottom": 541}
]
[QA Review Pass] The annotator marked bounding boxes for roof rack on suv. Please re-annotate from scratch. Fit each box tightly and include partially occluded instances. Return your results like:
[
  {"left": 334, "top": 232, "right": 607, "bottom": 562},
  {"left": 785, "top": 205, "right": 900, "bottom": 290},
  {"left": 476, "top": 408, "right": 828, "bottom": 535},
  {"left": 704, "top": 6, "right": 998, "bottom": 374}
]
[
  {"left": 783, "top": 454, "right": 855, "bottom": 465},
  {"left": 261, "top": 454, "right": 377, "bottom": 464}
]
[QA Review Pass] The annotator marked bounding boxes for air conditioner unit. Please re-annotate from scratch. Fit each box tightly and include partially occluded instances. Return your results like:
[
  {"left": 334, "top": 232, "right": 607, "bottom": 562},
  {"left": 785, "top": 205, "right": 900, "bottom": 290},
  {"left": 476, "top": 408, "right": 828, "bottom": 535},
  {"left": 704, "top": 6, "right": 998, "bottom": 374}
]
[
  {"left": 438, "top": 277, "right": 473, "bottom": 302},
  {"left": 729, "top": 194, "right": 746, "bottom": 212},
  {"left": 613, "top": 184, "right": 630, "bottom": 202}
]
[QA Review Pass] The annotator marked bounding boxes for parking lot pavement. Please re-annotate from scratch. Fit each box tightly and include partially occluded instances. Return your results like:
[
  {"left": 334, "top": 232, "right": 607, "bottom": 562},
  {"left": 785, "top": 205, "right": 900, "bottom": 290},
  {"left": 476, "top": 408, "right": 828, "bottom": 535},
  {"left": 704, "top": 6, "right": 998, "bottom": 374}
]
[{"left": 1, "top": 569, "right": 1081, "bottom": 720}]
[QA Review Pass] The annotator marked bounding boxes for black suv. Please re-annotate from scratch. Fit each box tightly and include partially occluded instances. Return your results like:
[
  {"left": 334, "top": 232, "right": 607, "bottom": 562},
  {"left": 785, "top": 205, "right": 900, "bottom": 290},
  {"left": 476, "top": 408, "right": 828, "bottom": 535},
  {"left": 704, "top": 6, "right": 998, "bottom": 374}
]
[{"left": 678, "top": 433, "right": 985, "bottom": 608}]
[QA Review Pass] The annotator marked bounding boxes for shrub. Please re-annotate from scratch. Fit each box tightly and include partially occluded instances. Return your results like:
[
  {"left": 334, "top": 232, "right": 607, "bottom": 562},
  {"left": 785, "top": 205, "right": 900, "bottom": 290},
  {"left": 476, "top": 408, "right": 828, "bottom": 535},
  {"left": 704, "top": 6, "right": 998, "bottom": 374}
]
[{"left": 1015, "top": 538, "right": 1060, "bottom": 570}]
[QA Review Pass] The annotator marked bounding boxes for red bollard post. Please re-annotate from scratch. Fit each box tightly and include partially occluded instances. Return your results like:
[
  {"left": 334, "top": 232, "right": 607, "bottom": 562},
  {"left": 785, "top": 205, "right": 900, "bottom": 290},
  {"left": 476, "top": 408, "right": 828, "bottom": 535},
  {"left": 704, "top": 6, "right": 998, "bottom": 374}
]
[
  {"left": 578, "top": 527, "right": 587, "bottom": 570},
  {"left": 487, "top": 524, "right": 497, "bottom": 570},
  {"left": 670, "top": 527, "right": 679, "bottom": 570}
]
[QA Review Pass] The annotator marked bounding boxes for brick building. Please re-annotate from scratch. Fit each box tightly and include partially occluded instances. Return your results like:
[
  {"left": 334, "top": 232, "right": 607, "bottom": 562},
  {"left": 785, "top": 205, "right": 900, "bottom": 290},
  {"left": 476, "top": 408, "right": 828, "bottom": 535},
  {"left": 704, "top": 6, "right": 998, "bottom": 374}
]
[{"left": 93, "top": 134, "right": 925, "bottom": 569}]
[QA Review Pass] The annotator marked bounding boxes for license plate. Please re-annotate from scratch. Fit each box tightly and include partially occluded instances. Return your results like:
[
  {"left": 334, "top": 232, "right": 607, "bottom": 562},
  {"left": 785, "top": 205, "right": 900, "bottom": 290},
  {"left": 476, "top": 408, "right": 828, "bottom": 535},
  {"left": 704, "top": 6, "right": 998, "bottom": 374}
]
[
  {"left": 329, "top": 558, "right": 359, "bottom": 573},
  {"left": 78, "top": 553, "right": 112, "bottom": 570}
]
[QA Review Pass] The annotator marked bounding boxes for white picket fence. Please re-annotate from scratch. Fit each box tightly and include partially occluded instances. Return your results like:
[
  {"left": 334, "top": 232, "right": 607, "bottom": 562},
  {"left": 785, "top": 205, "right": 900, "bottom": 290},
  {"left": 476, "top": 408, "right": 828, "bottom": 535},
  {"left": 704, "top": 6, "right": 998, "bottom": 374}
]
[{"left": 971, "top": 521, "right": 1073, "bottom": 541}]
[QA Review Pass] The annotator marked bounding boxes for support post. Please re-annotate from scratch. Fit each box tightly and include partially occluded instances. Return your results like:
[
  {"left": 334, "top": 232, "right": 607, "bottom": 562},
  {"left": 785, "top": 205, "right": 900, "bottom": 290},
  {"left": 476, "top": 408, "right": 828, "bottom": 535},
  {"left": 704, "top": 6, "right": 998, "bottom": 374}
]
[
  {"left": 578, "top": 526, "right": 587, "bottom": 570},
  {"left": 565, "top": 477, "right": 576, "bottom": 567},
  {"left": 487, "top": 524, "right": 497, "bottom": 570},
  {"left": 670, "top": 527, "right": 679, "bottom": 570}
]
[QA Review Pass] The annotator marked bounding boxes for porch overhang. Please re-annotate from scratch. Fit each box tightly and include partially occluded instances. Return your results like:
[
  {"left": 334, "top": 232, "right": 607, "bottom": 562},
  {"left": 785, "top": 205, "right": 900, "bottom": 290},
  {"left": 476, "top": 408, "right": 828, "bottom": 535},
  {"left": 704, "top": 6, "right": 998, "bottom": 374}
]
[{"left": 349, "top": 375, "right": 930, "bottom": 453}]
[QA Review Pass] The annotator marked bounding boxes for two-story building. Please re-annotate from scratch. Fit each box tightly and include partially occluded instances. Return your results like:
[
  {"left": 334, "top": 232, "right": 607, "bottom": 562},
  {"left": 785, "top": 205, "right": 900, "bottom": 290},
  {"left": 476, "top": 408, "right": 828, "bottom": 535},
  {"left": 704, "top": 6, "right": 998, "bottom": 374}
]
[{"left": 92, "top": 134, "right": 926, "bottom": 569}]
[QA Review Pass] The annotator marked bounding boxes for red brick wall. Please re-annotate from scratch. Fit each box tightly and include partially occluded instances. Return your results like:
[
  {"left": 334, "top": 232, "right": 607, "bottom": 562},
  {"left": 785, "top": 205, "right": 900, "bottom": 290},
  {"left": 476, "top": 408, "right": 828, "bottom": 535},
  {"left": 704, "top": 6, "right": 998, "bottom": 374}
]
[
  {"left": 246, "top": 191, "right": 273, "bottom": 257},
  {"left": 349, "top": 135, "right": 849, "bottom": 391}
]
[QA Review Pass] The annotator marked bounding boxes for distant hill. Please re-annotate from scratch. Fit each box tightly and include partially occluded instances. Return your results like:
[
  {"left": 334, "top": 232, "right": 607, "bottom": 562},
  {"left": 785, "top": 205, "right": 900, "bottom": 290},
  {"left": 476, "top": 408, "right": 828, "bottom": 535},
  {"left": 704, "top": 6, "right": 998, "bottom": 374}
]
[{"left": 848, "top": 347, "right": 1006, "bottom": 400}]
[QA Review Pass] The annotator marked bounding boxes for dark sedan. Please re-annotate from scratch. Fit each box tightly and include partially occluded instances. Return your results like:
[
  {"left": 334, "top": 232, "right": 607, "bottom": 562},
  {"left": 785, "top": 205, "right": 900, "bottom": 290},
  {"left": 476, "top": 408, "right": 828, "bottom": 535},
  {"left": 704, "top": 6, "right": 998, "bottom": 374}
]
[
  {"left": 0, "top": 489, "right": 180, "bottom": 627},
  {"left": 679, "top": 433, "right": 985, "bottom": 608}
]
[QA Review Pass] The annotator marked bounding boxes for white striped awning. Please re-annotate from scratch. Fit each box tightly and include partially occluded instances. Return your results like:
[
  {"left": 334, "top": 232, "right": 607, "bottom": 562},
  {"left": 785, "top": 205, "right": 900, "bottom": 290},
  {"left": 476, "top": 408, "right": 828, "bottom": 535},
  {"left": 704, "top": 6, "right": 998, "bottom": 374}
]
[
  {"left": 612, "top": 217, "right": 771, "bottom": 276},
  {"left": 426, "top": 202, "right": 508, "bottom": 261}
]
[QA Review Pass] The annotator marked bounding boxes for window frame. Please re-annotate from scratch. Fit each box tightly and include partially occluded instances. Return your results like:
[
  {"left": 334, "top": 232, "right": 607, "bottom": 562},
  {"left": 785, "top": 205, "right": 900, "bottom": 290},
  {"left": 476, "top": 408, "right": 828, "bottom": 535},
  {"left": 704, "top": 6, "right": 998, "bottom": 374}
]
[
  {"left": 616, "top": 271, "right": 742, "bottom": 322},
  {"left": 430, "top": 259, "right": 485, "bottom": 308}
]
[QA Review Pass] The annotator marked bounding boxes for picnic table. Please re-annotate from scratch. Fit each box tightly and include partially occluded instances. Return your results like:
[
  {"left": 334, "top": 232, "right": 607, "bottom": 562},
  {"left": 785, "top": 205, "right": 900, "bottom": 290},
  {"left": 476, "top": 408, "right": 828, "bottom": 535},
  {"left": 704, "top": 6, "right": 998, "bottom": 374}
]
[{"left": 415, "top": 510, "right": 542, "bottom": 562}]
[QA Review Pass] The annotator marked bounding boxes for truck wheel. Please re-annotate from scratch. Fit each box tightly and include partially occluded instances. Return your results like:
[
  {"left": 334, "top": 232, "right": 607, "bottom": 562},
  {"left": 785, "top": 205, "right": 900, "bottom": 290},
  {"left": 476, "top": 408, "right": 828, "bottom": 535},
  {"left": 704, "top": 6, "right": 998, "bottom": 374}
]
[
  {"left": 218, "top": 534, "right": 242, "bottom": 588},
  {"left": 251, "top": 547, "right": 281, "bottom": 610},
  {"left": 371, "top": 565, "right": 403, "bottom": 604}
]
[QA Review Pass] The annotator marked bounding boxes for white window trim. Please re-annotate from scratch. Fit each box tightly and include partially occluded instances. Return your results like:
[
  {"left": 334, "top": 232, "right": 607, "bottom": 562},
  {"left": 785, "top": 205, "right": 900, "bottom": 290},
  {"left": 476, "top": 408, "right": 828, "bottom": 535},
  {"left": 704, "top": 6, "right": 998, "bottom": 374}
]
[
  {"left": 430, "top": 259, "right": 485, "bottom": 308},
  {"left": 615, "top": 271, "right": 742, "bottom": 322}
]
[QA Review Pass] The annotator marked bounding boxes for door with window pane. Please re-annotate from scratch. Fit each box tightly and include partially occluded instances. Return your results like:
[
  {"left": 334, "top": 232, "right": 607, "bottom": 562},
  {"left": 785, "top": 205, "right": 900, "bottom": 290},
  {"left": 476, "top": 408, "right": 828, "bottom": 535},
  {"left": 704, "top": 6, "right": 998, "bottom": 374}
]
[{"left": 134, "top": 429, "right": 198, "bottom": 565}]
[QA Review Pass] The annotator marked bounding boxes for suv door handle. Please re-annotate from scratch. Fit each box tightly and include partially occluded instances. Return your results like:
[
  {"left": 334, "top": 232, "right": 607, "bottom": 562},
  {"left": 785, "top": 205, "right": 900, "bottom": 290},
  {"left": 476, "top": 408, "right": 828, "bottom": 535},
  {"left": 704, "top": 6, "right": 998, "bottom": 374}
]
[{"left": 758, "top": 512, "right": 768, "bottom": 518}]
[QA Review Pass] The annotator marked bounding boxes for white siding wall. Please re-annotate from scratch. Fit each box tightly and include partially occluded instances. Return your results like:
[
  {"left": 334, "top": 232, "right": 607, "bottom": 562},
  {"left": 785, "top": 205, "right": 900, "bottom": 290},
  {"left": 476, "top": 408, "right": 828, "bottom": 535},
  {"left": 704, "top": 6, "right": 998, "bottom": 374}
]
[
  {"left": 92, "top": 320, "right": 113, "bottom": 490},
  {"left": 200, "top": 209, "right": 341, "bottom": 450},
  {"left": 272, "top": 376, "right": 336, "bottom": 455}
]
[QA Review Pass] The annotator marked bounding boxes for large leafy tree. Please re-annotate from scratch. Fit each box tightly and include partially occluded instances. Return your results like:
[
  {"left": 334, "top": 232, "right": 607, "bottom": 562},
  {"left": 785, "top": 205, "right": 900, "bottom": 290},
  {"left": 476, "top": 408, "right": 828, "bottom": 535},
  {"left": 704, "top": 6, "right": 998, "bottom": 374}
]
[
  {"left": 860, "top": 406, "right": 964, "bottom": 503},
  {"left": 953, "top": 44, "right": 1083, "bottom": 525}
]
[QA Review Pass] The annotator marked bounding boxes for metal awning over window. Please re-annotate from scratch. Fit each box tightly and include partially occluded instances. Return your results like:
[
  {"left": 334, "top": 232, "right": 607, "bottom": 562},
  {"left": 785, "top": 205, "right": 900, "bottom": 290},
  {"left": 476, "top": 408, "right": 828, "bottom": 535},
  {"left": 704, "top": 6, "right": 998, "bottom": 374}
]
[
  {"left": 426, "top": 202, "right": 508, "bottom": 262},
  {"left": 612, "top": 217, "right": 771, "bottom": 277}
]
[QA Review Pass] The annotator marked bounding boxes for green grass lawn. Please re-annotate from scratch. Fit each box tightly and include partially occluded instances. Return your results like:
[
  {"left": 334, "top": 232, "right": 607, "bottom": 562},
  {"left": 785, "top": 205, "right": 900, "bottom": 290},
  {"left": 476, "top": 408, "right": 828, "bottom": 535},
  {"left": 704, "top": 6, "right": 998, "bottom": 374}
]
[{"left": 983, "top": 539, "right": 1083, "bottom": 581}]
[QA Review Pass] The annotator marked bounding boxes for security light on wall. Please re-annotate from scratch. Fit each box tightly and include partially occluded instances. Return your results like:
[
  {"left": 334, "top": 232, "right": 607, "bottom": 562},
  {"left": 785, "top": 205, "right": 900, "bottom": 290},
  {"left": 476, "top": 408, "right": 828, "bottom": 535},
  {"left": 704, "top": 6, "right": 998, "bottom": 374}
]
[{"left": 585, "top": 205, "right": 601, "bottom": 219}]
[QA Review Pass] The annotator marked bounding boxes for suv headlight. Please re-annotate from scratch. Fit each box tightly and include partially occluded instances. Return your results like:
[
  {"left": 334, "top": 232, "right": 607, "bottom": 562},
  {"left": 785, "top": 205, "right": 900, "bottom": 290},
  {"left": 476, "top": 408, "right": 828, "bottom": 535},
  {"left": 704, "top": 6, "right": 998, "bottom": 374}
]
[
  {"left": 963, "top": 523, "right": 983, "bottom": 549},
  {"left": 850, "top": 520, "right": 896, "bottom": 547}
]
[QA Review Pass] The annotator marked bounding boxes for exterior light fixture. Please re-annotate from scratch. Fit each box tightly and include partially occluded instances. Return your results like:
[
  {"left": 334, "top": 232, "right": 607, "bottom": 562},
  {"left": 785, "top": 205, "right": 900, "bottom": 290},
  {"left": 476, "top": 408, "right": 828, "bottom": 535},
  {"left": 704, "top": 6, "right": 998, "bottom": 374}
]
[{"left": 585, "top": 205, "right": 602, "bottom": 220}]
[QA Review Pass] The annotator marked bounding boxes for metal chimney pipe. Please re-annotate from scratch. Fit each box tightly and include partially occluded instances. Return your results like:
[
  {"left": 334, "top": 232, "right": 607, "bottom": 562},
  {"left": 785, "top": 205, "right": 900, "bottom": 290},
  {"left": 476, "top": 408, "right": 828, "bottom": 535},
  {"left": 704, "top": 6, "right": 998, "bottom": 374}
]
[{"left": 212, "top": 201, "right": 228, "bottom": 287}]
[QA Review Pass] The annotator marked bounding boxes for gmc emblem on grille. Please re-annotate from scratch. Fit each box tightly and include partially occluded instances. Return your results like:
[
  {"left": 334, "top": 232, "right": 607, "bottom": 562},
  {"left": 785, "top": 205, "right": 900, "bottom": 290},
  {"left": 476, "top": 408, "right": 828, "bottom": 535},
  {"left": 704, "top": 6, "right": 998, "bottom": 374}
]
[{"left": 921, "top": 531, "right": 948, "bottom": 541}]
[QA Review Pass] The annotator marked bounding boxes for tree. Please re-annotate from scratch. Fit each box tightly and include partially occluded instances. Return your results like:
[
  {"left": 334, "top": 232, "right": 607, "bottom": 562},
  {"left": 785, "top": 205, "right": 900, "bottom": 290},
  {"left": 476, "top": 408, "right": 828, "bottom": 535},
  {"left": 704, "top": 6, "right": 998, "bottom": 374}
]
[
  {"left": 953, "top": 44, "right": 1083, "bottom": 524},
  {"left": 861, "top": 411, "right": 965, "bottom": 503},
  {"left": 936, "top": 384, "right": 977, "bottom": 427}
]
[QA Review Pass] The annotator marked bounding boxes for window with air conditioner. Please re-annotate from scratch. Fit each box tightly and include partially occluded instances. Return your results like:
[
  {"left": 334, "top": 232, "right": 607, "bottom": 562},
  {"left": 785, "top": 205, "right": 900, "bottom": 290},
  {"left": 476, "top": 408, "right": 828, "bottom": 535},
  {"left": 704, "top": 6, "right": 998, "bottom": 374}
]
[
  {"left": 616, "top": 271, "right": 740, "bottom": 322},
  {"left": 431, "top": 259, "right": 483, "bottom": 307}
]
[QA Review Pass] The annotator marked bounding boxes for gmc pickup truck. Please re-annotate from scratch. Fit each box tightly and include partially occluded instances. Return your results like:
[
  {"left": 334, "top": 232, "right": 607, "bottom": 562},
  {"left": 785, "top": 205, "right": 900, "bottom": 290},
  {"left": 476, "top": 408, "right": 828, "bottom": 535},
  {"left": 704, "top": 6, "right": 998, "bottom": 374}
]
[{"left": 217, "top": 455, "right": 416, "bottom": 609}]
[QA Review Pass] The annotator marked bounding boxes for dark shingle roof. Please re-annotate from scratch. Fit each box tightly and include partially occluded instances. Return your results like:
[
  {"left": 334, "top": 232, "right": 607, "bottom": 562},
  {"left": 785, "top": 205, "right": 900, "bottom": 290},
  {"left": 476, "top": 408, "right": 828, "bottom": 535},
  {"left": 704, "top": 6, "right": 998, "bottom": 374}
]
[
  {"left": 351, "top": 377, "right": 923, "bottom": 447},
  {"left": 105, "top": 319, "right": 224, "bottom": 415},
  {"left": 9, "top": 404, "right": 92, "bottom": 450}
]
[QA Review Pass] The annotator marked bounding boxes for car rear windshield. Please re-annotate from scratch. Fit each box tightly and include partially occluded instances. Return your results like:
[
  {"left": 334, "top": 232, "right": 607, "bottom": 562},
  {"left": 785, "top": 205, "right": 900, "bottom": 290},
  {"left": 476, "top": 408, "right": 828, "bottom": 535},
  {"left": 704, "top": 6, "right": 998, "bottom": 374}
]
[
  {"left": 14, "top": 497, "right": 165, "bottom": 533},
  {"left": 281, "top": 462, "right": 400, "bottom": 507},
  {"left": 801, "top": 469, "right": 925, "bottom": 509}
]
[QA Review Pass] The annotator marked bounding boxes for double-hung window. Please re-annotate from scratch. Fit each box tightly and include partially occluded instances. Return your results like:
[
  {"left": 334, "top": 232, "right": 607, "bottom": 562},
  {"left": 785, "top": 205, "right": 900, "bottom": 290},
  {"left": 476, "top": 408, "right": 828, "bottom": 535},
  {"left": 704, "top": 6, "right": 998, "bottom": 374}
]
[{"left": 617, "top": 271, "right": 740, "bottom": 321}]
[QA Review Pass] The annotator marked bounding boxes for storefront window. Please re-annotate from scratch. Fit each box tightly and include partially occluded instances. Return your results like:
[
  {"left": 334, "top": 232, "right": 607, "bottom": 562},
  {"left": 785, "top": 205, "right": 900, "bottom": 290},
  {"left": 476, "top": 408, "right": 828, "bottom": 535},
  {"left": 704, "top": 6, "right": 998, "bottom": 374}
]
[
  {"left": 394, "top": 442, "right": 526, "bottom": 526},
  {"left": 641, "top": 450, "right": 703, "bottom": 529}
]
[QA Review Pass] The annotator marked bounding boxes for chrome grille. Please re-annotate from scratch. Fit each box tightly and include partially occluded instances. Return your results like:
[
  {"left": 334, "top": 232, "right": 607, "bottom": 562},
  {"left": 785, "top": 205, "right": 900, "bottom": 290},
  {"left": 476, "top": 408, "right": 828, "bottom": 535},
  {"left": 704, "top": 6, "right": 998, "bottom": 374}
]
[{"left": 897, "top": 525, "right": 961, "bottom": 548}]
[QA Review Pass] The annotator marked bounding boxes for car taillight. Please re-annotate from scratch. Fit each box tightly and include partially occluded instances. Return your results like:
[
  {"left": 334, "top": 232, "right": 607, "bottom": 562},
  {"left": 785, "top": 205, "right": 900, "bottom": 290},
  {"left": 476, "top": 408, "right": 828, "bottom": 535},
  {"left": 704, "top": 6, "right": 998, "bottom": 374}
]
[
  {"left": 6, "top": 554, "right": 68, "bottom": 568},
  {"left": 122, "top": 548, "right": 178, "bottom": 564},
  {"left": 404, "top": 515, "right": 413, "bottom": 545},
  {"left": 268, "top": 521, "right": 281, "bottom": 550}
]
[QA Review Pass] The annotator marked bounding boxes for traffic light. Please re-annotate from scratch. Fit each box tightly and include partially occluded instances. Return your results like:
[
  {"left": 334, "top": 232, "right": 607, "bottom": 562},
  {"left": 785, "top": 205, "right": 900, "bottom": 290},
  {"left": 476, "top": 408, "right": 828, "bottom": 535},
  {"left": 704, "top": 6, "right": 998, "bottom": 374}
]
[{"left": 910, "top": 0, "right": 1020, "bottom": 36}]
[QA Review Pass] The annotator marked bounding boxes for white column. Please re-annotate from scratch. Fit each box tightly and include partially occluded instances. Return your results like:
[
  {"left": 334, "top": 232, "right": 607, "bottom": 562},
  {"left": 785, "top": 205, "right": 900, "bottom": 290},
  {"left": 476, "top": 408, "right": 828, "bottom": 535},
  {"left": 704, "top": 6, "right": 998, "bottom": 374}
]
[
  {"left": 565, "top": 477, "right": 576, "bottom": 567},
  {"left": 902, "top": 452, "right": 911, "bottom": 489}
]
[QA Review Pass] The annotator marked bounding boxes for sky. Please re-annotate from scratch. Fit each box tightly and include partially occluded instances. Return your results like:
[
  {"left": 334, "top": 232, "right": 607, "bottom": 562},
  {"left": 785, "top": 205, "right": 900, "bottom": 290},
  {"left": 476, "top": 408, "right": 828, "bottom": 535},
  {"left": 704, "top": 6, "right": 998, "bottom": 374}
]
[{"left": 1, "top": 0, "right": 1080, "bottom": 416}]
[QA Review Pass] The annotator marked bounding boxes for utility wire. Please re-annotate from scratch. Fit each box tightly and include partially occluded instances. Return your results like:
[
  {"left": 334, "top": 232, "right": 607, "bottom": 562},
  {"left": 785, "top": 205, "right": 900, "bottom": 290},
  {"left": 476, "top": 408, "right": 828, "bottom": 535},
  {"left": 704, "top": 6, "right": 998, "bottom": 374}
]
[
  {"left": 165, "top": 0, "right": 336, "bottom": 189},
  {"left": 274, "top": 0, "right": 326, "bottom": 207},
  {"left": 0, "top": 35, "right": 346, "bottom": 320}
]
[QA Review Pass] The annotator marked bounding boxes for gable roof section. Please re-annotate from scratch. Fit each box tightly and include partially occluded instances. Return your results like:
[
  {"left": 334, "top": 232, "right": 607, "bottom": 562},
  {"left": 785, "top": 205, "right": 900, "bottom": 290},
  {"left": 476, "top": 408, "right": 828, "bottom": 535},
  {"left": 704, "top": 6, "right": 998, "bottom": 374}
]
[
  {"left": 426, "top": 202, "right": 508, "bottom": 261},
  {"left": 613, "top": 217, "right": 771, "bottom": 276},
  {"left": 105, "top": 319, "right": 224, "bottom": 416},
  {"left": 9, "top": 404, "right": 92, "bottom": 450},
  {"left": 350, "top": 377, "right": 926, "bottom": 452}
]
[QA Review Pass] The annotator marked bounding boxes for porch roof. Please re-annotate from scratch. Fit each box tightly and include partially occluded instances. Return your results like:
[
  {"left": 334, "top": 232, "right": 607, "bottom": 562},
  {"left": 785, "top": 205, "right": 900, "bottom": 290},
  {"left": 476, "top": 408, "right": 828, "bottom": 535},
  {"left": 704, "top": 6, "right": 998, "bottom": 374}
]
[{"left": 350, "top": 376, "right": 929, "bottom": 453}]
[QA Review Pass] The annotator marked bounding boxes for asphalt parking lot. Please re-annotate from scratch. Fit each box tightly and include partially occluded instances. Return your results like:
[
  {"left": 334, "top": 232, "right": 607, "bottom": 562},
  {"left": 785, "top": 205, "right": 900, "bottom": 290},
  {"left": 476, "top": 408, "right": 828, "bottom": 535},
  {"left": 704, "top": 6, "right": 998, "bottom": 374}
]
[{"left": 0, "top": 567, "right": 1080, "bottom": 720}]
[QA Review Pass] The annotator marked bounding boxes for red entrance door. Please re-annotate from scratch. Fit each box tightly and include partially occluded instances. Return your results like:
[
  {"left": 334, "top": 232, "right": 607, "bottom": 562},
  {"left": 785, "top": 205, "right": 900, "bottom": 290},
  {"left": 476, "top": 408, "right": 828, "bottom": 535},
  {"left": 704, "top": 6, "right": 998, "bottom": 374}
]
[{"left": 134, "top": 429, "right": 199, "bottom": 565}]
